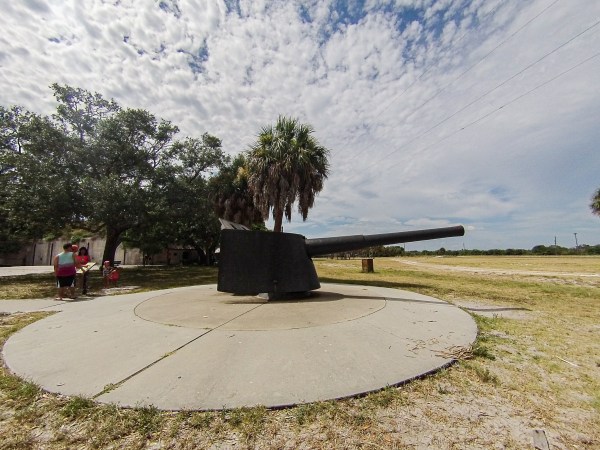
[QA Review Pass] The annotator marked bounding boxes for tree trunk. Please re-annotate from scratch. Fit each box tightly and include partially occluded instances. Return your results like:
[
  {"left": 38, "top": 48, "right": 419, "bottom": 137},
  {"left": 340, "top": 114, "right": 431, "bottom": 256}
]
[
  {"left": 102, "top": 227, "right": 122, "bottom": 265},
  {"left": 207, "top": 244, "right": 218, "bottom": 265},
  {"left": 273, "top": 208, "right": 284, "bottom": 232},
  {"left": 195, "top": 246, "right": 207, "bottom": 265}
]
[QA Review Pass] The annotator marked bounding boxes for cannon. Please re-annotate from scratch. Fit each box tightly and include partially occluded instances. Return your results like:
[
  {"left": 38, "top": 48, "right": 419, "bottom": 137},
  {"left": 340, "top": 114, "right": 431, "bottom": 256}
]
[{"left": 217, "top": 219, "right": 465, "bottom": 298}]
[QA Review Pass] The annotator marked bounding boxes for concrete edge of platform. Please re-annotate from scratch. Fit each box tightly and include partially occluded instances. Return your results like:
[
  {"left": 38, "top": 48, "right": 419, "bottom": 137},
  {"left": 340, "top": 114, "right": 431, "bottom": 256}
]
[{"left": 2, "top": 283, "right": 478, "bottom": 411}]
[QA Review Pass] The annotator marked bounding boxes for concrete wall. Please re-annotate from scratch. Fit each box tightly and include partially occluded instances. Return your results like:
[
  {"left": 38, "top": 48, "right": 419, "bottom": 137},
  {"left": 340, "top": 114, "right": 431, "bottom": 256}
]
[
  {"left": 0, "top": 237, "right": 198, "bottom": 267},
  {"left": 2, "top": 237, "right": 143, "bottom": 267}
]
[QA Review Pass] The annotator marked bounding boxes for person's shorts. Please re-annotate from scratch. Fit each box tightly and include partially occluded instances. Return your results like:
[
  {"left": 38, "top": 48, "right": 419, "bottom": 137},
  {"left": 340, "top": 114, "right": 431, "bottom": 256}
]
[{"left": 56, "top": 275, "right": 76, "bottom": 288}]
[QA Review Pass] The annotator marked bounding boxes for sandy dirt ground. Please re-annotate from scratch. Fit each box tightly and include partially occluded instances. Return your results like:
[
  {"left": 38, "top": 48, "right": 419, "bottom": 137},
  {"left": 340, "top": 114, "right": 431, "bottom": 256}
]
[{"left": 1, "top": 261, "right": 598, "bottom": 449}]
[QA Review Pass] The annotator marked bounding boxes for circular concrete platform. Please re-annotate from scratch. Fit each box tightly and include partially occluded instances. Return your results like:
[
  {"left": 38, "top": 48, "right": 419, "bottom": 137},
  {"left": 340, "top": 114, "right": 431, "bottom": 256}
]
[{"left": 2, "top": 283, "right": 477, "bottom": 410}]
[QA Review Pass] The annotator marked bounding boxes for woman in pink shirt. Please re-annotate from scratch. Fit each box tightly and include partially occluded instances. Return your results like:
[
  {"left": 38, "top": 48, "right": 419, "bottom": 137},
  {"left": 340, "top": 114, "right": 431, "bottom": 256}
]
[
  {"left": 53, "top": 243, "right": 81, "bottom": 300},
  {"left": 75, "top": 247, "right": 91, "bottom": 295}
]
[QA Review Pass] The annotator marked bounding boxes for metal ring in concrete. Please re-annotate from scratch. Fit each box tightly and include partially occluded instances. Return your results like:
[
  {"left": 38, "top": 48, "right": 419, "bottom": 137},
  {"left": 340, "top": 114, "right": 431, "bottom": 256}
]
[{"left": 2, "top": 283, "right": 477, "bottom": 410}]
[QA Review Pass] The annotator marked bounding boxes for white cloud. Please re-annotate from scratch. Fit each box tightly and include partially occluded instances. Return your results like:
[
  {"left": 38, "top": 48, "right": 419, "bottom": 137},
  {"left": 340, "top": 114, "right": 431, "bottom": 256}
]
[{"left": 1, "top": 0, "right": 599, "bottom": 249}]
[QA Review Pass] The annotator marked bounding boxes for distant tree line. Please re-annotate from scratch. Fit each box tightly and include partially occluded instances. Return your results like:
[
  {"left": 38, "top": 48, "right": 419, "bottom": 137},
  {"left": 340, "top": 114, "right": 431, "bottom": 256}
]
[
  {"left": 0, "top": 85, "right": 329, "bottom": 265},
  {"left": 327, "top": 244, "right": 600, "bottom": 258}
]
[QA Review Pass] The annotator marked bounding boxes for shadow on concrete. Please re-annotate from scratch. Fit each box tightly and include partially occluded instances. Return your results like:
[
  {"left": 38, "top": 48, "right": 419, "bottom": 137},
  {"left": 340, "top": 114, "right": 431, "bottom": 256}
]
[{"left": 224, "top": 286, "right": 450, "bottom": 307}]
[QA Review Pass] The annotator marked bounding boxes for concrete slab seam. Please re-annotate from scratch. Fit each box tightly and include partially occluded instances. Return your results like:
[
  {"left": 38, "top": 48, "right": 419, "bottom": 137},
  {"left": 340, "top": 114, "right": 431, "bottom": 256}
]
[
  {"left": 94, "top": 302, "right": 266, "bottom": 398},
  {"left": 91, "top": 327, "right": 214, "bottom": 399}
]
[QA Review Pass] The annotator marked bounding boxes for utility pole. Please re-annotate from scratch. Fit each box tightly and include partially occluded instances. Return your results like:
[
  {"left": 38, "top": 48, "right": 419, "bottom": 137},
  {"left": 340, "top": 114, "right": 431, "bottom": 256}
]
[{"left": 574, "top": 232, "right": 578, "bottom": 248}]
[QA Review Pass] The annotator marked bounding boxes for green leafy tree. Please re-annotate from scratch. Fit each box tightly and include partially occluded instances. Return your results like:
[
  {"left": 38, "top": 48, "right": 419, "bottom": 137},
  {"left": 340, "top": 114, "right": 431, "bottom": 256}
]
[
  {"left": 591, "top": 188, "right": 600, "bottom": 217},
  {"left": 210, "top": 154, "right": 263, "bottom": 228},
  {"left": 170, "top": 135, "right": 226, "bottom": 263},
  {"left": 2, "top": 85, "right": 229, "bottom": 265},
  {"left": 126, "top": 134, "right": 227, "bottom": 264},
  {"left": 121, "top": 219, "right": 174, "bottom": 264},
  {"left": 81, "top": 108, "right": 180, "bottom": 263},
  {"left": 1, "top": 108, "right": 22, "bottom": 253},
  {"left": 167, "top": 178, "right": 221, "bottom": 264},
  {"left": 51, "top": 83, "right": 120, "bottom": 144},
  {"left": 0, "top": 106, "right": 82, "bottom": 245},
  {"left": 0, "top": 105, "right": 28, "bottom": 252},
  {"left": 246, "top": 116, "right": 330, "bottom": 232}
]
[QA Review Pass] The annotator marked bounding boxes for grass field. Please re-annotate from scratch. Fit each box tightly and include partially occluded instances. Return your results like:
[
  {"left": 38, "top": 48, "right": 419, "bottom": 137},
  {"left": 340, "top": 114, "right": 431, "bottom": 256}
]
[{"left": 0, "top": 256, "right": 598, "bottom": 449}]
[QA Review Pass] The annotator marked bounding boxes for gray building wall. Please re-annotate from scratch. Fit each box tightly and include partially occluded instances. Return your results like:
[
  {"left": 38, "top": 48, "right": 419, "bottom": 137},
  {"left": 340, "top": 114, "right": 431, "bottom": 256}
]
[
  {"left": 1, "top": 237, "right": 144, "bottom": 267},
  {"left": 0, "top": 238, "right": 197, "bottom": 267}
]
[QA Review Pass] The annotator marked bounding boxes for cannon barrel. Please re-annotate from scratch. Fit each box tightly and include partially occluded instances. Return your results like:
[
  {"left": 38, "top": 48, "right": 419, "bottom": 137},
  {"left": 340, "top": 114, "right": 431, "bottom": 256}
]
[{"left": 305, "top": 225, "right": 465, "bottom": 257}]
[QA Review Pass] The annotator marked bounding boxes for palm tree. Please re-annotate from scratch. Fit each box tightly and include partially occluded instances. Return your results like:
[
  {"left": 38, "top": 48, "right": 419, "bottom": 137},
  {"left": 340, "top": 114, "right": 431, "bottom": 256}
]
[
  {"left": 247, "top": 116, "right": 330, "bottom": 232},
  {"left": 591, "top": 188, "right": 600, "bottom": 217},
  {"left": 210, "top": 154, "right": 264, "bottom": 228}
]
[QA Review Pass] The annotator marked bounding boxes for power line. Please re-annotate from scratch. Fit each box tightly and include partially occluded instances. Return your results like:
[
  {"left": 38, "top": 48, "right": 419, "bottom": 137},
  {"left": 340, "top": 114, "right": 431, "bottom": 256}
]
[
  {"left": 395, "top": 0, "right": 562, "bottom": 123},
  {"left": 370, "top": 0, "right": 511, "bottom": 123},
  {"left": 332, "top": 0, "right": 509, "bottom": 158},
  {"left": 336, "top": 0, "right": 560, "bottom": 163},
  {"left": 348, "top": 17, "right": 600, "bottom": 176},
  {"left": 379, "top": 51, "right": 599, "bottom": 174}
]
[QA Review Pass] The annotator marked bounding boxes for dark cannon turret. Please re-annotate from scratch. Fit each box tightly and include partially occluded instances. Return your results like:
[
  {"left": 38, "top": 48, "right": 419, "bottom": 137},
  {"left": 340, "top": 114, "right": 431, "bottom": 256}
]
[{"left": 217, "top": 219, "right": 465, "bottom": 297}]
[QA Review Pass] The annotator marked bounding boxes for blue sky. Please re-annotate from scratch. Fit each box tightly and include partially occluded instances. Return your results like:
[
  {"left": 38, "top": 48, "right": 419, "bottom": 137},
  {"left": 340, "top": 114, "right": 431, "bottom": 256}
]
[{"left": 1, "top": 0, "right": 599, "bottom": 250}]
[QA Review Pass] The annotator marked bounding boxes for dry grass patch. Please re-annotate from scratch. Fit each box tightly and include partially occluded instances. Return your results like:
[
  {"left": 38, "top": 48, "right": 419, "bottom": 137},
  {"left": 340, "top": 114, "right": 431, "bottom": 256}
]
[{"left": 0, "top": 256, "right": 598, "bottom": 448}]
